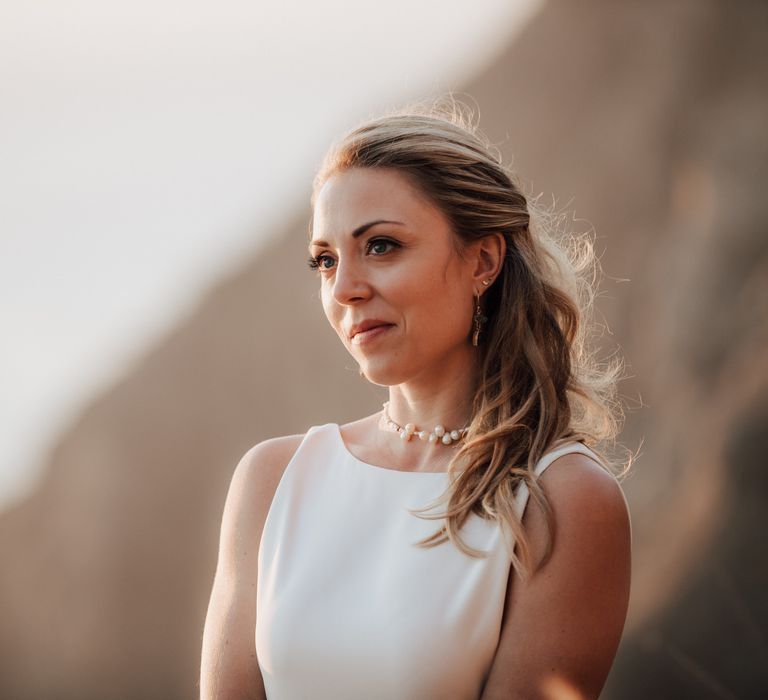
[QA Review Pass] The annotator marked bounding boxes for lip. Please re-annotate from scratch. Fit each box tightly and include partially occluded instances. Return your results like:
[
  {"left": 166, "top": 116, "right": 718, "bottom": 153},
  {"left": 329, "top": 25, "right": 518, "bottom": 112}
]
[
  {"left": 347, "top": 319, "right": 394, "bottom": 340},
  {"left": 350, "top": 323, "right": 394, "bottom": 346}
]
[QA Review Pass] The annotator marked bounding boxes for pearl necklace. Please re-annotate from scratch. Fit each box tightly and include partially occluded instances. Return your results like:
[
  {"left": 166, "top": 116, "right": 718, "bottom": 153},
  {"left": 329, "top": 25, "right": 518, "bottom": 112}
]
[{"left": 380, "top": 401, "right": 469, "bottom": 445}]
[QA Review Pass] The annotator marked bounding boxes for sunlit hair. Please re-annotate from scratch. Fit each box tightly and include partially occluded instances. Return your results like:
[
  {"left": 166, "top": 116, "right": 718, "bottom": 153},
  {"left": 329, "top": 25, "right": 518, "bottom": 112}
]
[{"left": 310, "top": 95, "right": 633, "bottom": 581}]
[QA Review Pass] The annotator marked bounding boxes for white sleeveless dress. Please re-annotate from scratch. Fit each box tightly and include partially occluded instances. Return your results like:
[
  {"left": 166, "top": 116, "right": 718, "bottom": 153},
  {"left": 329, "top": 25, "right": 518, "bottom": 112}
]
[{"left": 256, "top": 422, "right": 604, "bottom": 699}]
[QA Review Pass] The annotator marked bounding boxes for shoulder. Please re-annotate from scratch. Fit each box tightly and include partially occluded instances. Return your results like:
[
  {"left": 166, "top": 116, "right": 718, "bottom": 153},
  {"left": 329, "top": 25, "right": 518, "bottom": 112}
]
[
  {"left": 201, "top": 432, "right": 306, "bottom": 697},
  {"left": 527, "top": 449, "right": 632, "bottom": 571},
  {"left": 480, "top": 449, "right": 632, "bottom": 698},
  {"left": 238, "top": 431, "right": 307, "bottom": 476},
  {"left": 534, "top": 449, "right": 631, "bottom": 537},
  {"left": 230, "top": 432, "right": 307, "bottom": 506},
  {"left": 215, "top": 432, "right": 306, "bottom": 574},
  {"left": 523, "top": 448, "right": 633, "bottom": 629}
]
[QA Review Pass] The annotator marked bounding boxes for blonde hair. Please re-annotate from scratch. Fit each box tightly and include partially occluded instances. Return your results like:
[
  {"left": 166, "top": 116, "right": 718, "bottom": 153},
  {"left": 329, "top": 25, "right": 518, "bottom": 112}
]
[{"left": 311, "top": 96, "right": 633, "bottom": 581}]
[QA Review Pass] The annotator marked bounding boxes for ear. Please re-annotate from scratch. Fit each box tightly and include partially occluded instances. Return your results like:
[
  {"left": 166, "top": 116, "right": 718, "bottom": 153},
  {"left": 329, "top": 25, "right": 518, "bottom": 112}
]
[{"left": 470, "top": 233, "right": 505, "bottom": 292}]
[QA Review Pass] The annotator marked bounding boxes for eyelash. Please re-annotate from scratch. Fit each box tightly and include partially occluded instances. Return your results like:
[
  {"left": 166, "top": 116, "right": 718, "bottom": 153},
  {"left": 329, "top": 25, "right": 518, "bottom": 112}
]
[{"left": 306, "top": 238, "right": 401, "bottom": 272}]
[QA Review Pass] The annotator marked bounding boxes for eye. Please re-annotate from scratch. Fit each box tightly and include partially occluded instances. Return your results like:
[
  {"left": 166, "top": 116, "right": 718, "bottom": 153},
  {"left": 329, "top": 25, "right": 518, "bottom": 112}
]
[
  {"left": 367, "top": 237, "right": 400, "bottom": 256},
  {"left": 306, "top": 254, "right": 334, "bottom": 271},
  {"left": 306, "top": 237, "right": 400, "bottom": 273}
]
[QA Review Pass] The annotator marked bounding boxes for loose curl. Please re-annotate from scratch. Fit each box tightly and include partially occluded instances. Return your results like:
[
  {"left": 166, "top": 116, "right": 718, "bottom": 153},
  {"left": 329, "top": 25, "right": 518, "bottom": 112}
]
[{"left": 310, "top": 96, "right": 633, "bottom": 582}]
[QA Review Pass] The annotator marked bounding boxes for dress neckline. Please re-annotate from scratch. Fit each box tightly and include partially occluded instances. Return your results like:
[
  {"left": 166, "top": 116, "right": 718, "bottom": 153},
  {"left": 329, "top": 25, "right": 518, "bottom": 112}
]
[{"left": 330, "top": 422, "right": 451, "bottom": 477}]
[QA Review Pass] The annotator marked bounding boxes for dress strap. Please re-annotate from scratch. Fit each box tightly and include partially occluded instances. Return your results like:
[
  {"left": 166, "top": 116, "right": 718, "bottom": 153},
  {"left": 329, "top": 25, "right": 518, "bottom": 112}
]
[{"left": 514, "top": 441, "right": 605, "bottom": 518}]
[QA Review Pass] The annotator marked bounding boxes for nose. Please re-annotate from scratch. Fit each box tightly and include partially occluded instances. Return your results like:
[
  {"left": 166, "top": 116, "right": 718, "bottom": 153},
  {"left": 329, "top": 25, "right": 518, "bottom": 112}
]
[{"left": 331, "top": 256, "right": 371, "bottom": 306}]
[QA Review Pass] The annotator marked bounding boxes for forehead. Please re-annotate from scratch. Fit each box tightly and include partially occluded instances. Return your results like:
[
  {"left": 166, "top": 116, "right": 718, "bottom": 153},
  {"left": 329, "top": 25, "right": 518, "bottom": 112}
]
[{"left": 312, "top": 167, "right": 446, "bottom": 238}]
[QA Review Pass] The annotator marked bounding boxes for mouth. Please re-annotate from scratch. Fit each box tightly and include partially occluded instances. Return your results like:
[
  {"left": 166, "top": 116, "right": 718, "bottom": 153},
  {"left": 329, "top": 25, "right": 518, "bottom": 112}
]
[{"left": 350, "top": 323, "right": 394, "bottom": 346}]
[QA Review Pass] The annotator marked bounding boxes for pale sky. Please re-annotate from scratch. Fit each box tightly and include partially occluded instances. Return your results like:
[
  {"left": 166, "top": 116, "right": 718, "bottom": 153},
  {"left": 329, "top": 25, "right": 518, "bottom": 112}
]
[{"left": 0, "top": 0, "right": 542, "bottom": 510}]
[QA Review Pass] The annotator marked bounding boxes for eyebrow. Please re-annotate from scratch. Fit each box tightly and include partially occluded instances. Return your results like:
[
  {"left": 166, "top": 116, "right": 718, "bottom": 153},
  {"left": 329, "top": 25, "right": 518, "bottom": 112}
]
[{"left": 308, "top": 220, "right": 405, "bottom": 251}]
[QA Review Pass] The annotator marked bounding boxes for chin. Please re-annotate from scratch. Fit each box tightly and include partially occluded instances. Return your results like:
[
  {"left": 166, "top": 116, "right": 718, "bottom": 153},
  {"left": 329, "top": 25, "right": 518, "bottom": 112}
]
[{"left": 357, "top": 359, "right": 410, "bottom": 387}]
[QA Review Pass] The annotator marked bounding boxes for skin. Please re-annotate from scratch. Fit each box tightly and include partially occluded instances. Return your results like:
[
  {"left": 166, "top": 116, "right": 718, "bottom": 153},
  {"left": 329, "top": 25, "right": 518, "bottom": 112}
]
[
  {"left": 309, "top": 166, "right": 503, "bottom": 473},
  {"left": 200, "top": 435, "right": 300, "bottom": 700},
  {"left": 199, "top": 166, "right": 632, "bottom": 699}
]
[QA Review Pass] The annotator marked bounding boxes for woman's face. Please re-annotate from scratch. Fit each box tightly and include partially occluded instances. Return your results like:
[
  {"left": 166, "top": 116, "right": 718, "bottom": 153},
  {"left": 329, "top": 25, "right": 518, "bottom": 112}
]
[{"left": 309, "top": 166, "right": 482, "bottom": 387}]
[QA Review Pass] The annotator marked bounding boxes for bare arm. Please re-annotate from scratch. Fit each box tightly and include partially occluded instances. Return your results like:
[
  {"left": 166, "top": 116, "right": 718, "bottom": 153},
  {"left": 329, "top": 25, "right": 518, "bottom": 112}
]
[
  {"left": 199, "top": 434, "right": 303, "bottom": 700},
  {"left": 480, "top": 453, "right": 632, "bottom": 700}
]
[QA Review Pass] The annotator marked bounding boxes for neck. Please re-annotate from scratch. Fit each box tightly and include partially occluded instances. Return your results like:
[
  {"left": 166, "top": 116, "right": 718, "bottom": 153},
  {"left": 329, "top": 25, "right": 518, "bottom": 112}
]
[{"left": 383, "top": 348, "right": 480, "bottom": 431}]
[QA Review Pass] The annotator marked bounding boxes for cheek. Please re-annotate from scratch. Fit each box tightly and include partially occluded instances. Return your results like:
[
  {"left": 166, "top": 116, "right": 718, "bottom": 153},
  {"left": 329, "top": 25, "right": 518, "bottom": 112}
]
[
  {"left": 401, "top": 273, "right": 470, "bottom": 337},
  {"left": 395, "top": 259, "right": 445, "bottom": 301},
  {"left": 320, "top": 289, "right": 343, "bottom": 334}
]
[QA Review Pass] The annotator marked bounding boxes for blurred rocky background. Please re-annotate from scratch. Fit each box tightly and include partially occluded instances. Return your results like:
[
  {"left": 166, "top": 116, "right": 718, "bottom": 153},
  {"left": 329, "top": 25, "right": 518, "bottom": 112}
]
[{"left": 1, "top": 0, "right": 766, "bottom": 698}]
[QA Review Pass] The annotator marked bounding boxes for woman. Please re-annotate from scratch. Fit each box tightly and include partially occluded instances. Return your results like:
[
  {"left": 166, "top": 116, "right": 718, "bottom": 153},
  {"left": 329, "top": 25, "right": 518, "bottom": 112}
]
[{"left": 200, "top": 99, "right": 632, "bottom": 700}]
